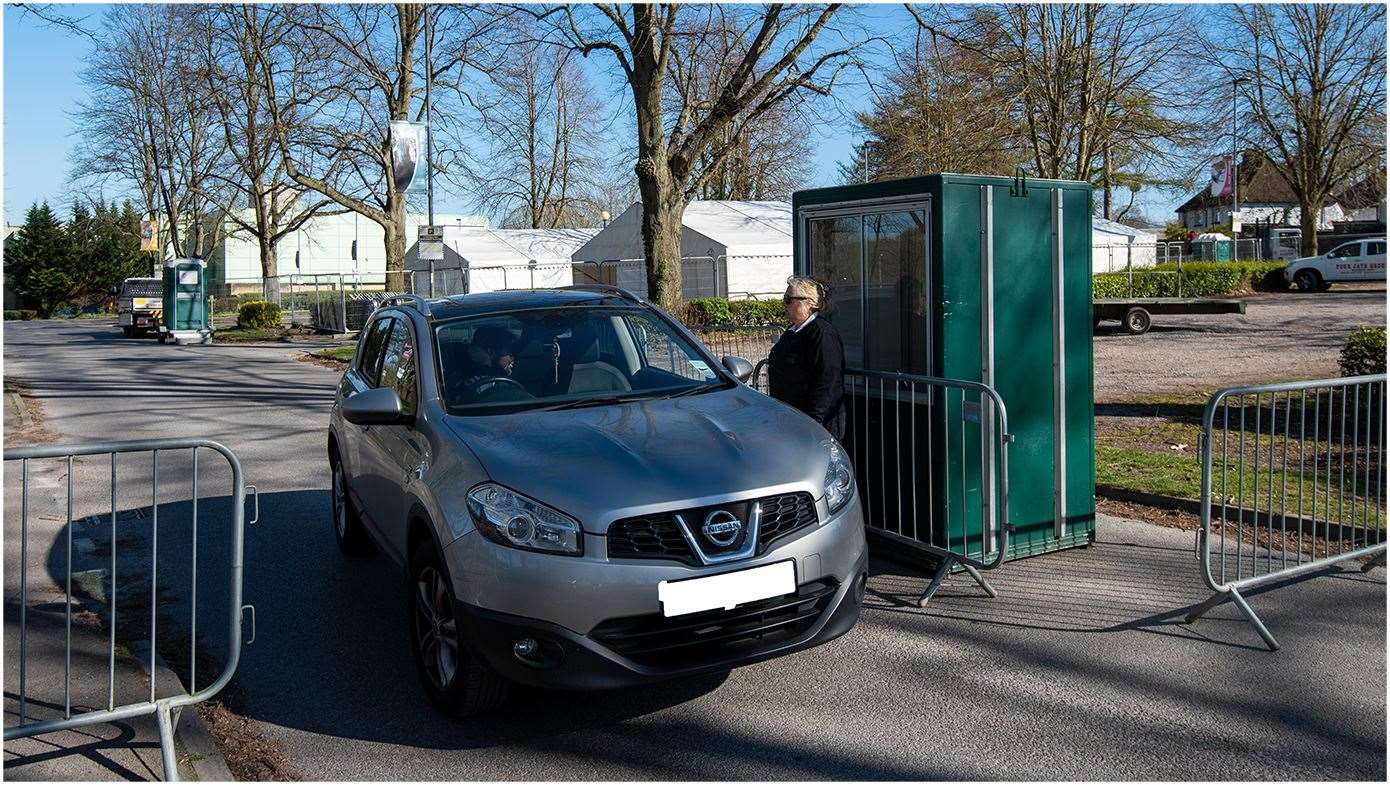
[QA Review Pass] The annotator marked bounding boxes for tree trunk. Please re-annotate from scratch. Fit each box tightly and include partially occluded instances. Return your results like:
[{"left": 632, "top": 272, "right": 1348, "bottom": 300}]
[
  {"left": 1299, "top": 199, "right": 1320, "bottom": 257},
  {"left": 260, "top": 234, "right": 281, "bottom": 304},
  {"left": 632, "top": 58, "right": 683, "bottom": 310},
  {"left": 384, "top": 192, "right": 408, "bottom": 292},
  {"left": 639, "top": 194, "right": 685, "bottom": 310}
]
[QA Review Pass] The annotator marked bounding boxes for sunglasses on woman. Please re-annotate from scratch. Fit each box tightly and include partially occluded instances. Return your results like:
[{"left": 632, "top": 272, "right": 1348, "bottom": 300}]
[{"left": 782, "top": 294, "right": 811, "bottom": 304}]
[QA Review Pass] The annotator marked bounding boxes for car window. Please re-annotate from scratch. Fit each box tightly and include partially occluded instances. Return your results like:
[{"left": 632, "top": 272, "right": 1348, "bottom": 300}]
[
  {"left": 434, "top": 307, "right": 724, "bottom": 414},
  {"left": 1329, "top": 243, "right": 1362, "bottom": 258},
  {"left": 1368, "top": 241, "right": 1385, "bottom": 256},
  {"left": 357, "top": 317, "right": 393, "bottom": 386},
  {"left": 378, "top": 318, "right": 419, "bottom": 417}
]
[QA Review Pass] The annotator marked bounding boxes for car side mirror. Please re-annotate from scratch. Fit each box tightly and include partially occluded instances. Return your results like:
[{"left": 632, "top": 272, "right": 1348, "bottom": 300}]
[
  {"left": 721, "top": 355, "right": 754, "bottom": 383},
  {"left": 342, "top": 386, "right": 411, "bottom": 426}
]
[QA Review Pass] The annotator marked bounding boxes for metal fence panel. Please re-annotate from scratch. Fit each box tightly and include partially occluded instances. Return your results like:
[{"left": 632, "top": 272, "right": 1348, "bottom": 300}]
[
  {"left": 4, "top": 439, "right": 254, "bottom": 781},
  {"left": 749, "top": 365, "right": 1013, "bottom": 604},
  {"left": 1191, "top": 375, "right": 1387, "bottom": 650}
]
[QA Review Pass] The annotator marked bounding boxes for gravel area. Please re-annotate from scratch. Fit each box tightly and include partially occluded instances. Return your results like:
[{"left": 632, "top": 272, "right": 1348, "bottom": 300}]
[{"left": 1095, "top": 287, "right": 1386, "bottom": 402}]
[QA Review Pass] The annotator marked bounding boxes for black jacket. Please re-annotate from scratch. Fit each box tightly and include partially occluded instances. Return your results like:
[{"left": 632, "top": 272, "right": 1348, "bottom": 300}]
[{"left": 768, "top": 316, "right": 845, "bottom": 439}]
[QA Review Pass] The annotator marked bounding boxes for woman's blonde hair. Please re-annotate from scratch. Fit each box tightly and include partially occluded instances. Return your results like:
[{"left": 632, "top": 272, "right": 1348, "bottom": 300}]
[{"left": 785, "top": 276, "right": 826, "bottom": 310}]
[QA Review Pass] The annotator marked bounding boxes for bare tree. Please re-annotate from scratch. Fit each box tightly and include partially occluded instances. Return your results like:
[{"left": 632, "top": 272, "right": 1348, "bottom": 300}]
[
  {"left": 262, "top": 4, "right": 506, "bottom": 290},
  {"left": 915, "top": 4, "right": 1207, "bottom": 217},
  {"left": 194, "top": 4, "right": 345, "bottom": 302},
  {"left": 72, "top": 4, "right": 230, "bottom": 259},
  {"left": 1220, "top": 4, "right": 1386, "bottom": 255},
  {"left": 460, "top": 22, "right": 607, "bottom": 229},
  {"left": 539, "top": 4, "right": 869, "bottom": 310}
]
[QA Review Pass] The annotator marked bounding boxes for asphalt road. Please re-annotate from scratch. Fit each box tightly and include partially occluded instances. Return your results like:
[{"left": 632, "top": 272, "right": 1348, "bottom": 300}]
[{"left": 3, "top": 317, "right": 1386, "bottom": 781}]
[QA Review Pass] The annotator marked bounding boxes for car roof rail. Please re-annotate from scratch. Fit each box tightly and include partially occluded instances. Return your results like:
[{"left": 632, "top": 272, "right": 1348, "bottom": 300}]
[
  {"left": 559, "top": 284, "right": 644, "bottom": 303},
  {"left": 378, "top": 293, "right": 432, "bottom": 318}
]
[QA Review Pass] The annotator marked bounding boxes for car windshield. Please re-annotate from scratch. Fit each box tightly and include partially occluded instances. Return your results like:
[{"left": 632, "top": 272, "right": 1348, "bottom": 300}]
[{"left": 435, "top": 306, "right": 728, "bottom": 415}]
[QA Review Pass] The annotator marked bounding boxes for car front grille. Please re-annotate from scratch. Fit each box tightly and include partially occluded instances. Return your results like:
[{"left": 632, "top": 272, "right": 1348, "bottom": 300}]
[
  {"left": 606, "top": 492, "right": 818, "bottom": 565},
  {"left": 589, "top": 578, "right": 838, "bottom": 667}
]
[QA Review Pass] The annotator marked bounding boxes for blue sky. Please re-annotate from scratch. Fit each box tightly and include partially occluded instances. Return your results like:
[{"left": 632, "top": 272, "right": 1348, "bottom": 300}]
[{"left": 3, "top": 3, "right": 1182, "bottom": 227}]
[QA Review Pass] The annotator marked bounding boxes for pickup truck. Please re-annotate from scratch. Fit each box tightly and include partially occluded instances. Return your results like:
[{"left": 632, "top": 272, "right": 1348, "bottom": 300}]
[
  {"left": 1285, "top": 237, "right": 1387, "bottom": 291},
  {"left": 116, "top": 277, "right": 163, "bottom": 337}
]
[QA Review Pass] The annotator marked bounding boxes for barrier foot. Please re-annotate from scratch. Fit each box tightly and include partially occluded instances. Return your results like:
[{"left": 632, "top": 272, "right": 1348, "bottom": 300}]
[
  {"left": 917, "top": 556, "right": 953, "bottom": 606},
  {"left": 1228, "top": 589, "right": 1280, "bottom": 651},
  {"left": 1187, "top": 589, "right": 1279, "bottom": 651},
  {"left": 960, "top": 563, "right": 998, "bottom": 599},
  {"left": 918, "top": 557, "right": 997, "bottom": 606},
  {"left": 156, "top": 703, "right": 180, "bottom": 782},
  {"left": 1361, "top": 552, "right": 1387, "bottom": 573}
]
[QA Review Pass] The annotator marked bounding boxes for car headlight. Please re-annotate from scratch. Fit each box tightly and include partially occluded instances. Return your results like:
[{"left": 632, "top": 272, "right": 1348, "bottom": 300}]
[
  {"left": 822, "top": 439, "right": 855, "bottom": 515},
  {"left": 466, "top": 483, "right": 583, "bottom": 556}
]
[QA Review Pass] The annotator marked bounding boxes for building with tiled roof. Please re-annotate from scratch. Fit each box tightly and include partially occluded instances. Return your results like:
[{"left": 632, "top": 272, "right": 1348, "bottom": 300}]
[{"left": 1175, "top": 150, "right": 1345, "bottom": 231}]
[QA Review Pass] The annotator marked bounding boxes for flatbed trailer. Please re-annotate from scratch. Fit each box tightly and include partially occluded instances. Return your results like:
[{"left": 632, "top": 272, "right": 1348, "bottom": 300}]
[{"left": 1094, "top": 297, "right": 1246, "bottom": 335}]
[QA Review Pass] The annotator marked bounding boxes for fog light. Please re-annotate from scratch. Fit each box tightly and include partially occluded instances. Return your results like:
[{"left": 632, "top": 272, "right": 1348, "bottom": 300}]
[{"left": 513, "top": 638, "right": 538, "bottom": 659}]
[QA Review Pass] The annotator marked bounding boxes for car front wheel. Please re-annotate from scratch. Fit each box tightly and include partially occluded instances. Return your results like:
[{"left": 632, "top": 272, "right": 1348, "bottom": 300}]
[
  {"left": 330, "top": 452, "right": 371, "bottom": 555},
  {"left": 1294, "top": 269, "right": 1323, "bottom": 292},
  {"left": 408, "top": 538, "right": 510, "bottom": 717}
]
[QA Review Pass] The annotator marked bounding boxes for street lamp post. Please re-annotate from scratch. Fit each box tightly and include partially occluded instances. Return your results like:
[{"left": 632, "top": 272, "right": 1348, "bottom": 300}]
[{"left": 1232, "top": 76, "right": 1249, "bottom": 259}]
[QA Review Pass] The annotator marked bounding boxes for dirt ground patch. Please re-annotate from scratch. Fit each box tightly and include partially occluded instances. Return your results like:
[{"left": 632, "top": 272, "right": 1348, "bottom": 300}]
[
  {"left": 4, "top": 376, "right": 57, "bottom": 446},
  {"left": 1094, "top": 288, "right": 1385, "bottom": 402},
  {"left": 197, "top": 700, "right": 301, "bottom": 781}
]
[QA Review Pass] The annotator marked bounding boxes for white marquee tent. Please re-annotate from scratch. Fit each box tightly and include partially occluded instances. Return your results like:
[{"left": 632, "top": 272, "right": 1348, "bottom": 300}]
[
  {"left": 571, "top": 201, "right": 793, "bottom": 299},
  {"left": 1092, "top": 217, "right": 1160, "bottom": 273},
  {"left": 405, "top": 226, "right": 600, "bottom": 294}
]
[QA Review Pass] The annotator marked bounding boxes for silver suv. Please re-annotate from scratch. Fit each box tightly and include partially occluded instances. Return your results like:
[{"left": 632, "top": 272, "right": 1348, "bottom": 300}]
[{"left": 328, "top": 287, "right": 867, "bottom": 716}]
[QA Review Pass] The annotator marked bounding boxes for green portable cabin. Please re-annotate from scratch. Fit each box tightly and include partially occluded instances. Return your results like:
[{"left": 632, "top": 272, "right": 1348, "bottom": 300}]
[
  {"left": 792, "top": 173, "right": 1095, "bottom": 563},
  {"left": 161, "top": 258, "right": 213, "bottom": 345}
]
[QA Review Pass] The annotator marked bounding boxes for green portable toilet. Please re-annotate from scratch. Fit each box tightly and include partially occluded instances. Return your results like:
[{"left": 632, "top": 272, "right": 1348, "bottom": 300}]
[
  {"left": 161, "top": 258, "right": 213, "bottom": 345},
  {"left": 792, "top": 173, "right": 1095, "bottom": 567}
]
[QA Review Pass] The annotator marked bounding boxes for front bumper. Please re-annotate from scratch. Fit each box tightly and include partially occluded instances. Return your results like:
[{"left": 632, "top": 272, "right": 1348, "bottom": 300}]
[
  {"left": 455, "top": 549, "right": 867, "bottom": 690},
  {"left": 445, "top": 491, "right": 868, "bottom": 689}
]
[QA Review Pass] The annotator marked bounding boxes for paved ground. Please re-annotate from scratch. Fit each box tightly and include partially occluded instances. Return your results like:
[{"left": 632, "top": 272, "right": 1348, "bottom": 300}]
[
  {"left": 3, "top": 317, "right": 1386, "bottom": 781},
  {"left": 1094, "top": 287, "right": 1385, "bottom": 401}
]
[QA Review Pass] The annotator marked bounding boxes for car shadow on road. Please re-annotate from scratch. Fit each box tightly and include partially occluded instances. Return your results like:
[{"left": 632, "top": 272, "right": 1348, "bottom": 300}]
[{"left": 28, "top": 491, "right": 747, "bottom": 748}]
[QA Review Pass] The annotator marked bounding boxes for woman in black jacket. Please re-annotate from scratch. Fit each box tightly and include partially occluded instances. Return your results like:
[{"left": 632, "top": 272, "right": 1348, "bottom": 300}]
[{"left": 767, "top": 277, "right": 845, "bottom": 441}]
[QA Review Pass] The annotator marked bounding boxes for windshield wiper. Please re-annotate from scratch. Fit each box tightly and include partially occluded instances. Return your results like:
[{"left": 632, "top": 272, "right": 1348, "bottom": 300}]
[
  {"left": 535, "top": 393, "right": 653, "bottom": 412},
  {"left": 665, "top": 382, "right": 723, "bottom": 399}
]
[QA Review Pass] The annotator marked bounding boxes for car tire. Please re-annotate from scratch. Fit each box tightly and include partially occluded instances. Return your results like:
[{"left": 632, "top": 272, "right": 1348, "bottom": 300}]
[
  {"left": 329, "top": 451, "right": 372, "bottom": 556},
  {"left": 122, "top": 326, "right": 134, "bottom": 338},
  {"left": 1294, "top": 269, "right": 1322, "bottom": 292},
  {"left": 408, "top": 537, "right": 510, "bottom": 718},
  {"left": 1122, "top": 307, "right": 1152, "bottom": 335}
]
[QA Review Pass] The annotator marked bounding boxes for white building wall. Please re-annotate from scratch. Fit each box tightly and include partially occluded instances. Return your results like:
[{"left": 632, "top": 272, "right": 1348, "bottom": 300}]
[
  {"left": 1182, "top": 203, "right": 1345, "bottom": 231},
  {"left": 216, "top": 211, "right": 485, "bottom": 285}
]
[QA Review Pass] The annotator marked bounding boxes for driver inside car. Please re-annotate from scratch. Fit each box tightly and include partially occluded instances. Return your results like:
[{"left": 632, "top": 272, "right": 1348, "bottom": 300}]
[{"left": 453, "top": 325, "right": 520, "bottom": 401}]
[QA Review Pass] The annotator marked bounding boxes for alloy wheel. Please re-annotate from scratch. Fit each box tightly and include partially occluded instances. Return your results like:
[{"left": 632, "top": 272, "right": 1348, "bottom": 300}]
[
  {"left": 414, "top": 567, "right": 460, "bottom": 690},
  {"left": 332, "top": 464, "right": 347, "bottom": 538}
]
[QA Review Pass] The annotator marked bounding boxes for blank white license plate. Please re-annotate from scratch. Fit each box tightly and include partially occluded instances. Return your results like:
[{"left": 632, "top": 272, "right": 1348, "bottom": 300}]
[{"left": 658, "top": 560, "right": 796, "bottom": 617}]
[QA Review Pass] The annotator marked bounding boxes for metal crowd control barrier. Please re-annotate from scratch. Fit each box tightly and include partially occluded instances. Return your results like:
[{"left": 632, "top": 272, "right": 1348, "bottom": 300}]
[
  {"left": 749, "top": 365, "right": 1012, "bottom": 604},
  {"left": 1191, "top": 375, "right": 1387, "bottom": 650},
  {"left": 4, "top": 439, "right": 255, "bottom": 781}
]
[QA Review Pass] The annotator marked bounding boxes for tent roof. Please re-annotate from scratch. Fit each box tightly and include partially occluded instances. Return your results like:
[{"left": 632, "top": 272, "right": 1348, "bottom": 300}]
[
  {"left": 1092, "top": 217, "right": 1155, "bottom": 238},
  {"left": 408, "top": 227, "right": 600, "bottom": 269},
  {"left": 681, "top": 201, "right": 792, "bottom": 255}
]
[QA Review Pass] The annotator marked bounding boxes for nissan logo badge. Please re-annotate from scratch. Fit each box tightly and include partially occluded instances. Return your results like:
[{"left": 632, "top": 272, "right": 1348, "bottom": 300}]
[{"left": 701, "top": 510, "right": 743, "bottom": 547}]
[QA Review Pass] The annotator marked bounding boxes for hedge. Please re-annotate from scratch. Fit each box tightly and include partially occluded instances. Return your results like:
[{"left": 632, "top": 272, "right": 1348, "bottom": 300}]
[
  {"left": 682, "top": 296, "right": 785, "bottom": 328},
  {"left": 1093, "top": 260, "right": 1288, "bottom": 299},
  {"left": 1340, "top": 327, "right": 1386, "bottom": 377},
  {"left": 237, "top": 300, "right": 283, "bottom": 330},
  {"left": 4, "top": 310, "right": 37, "bottom": 321}
]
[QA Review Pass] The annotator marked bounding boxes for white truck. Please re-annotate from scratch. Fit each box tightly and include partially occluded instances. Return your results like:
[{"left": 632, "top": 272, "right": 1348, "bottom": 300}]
[
  {"left": 116, "top": 277, "right": 163, "bottom": 337},
  {"left": 1284, "top": 237, "right": 1387, "bottom": 292}
]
